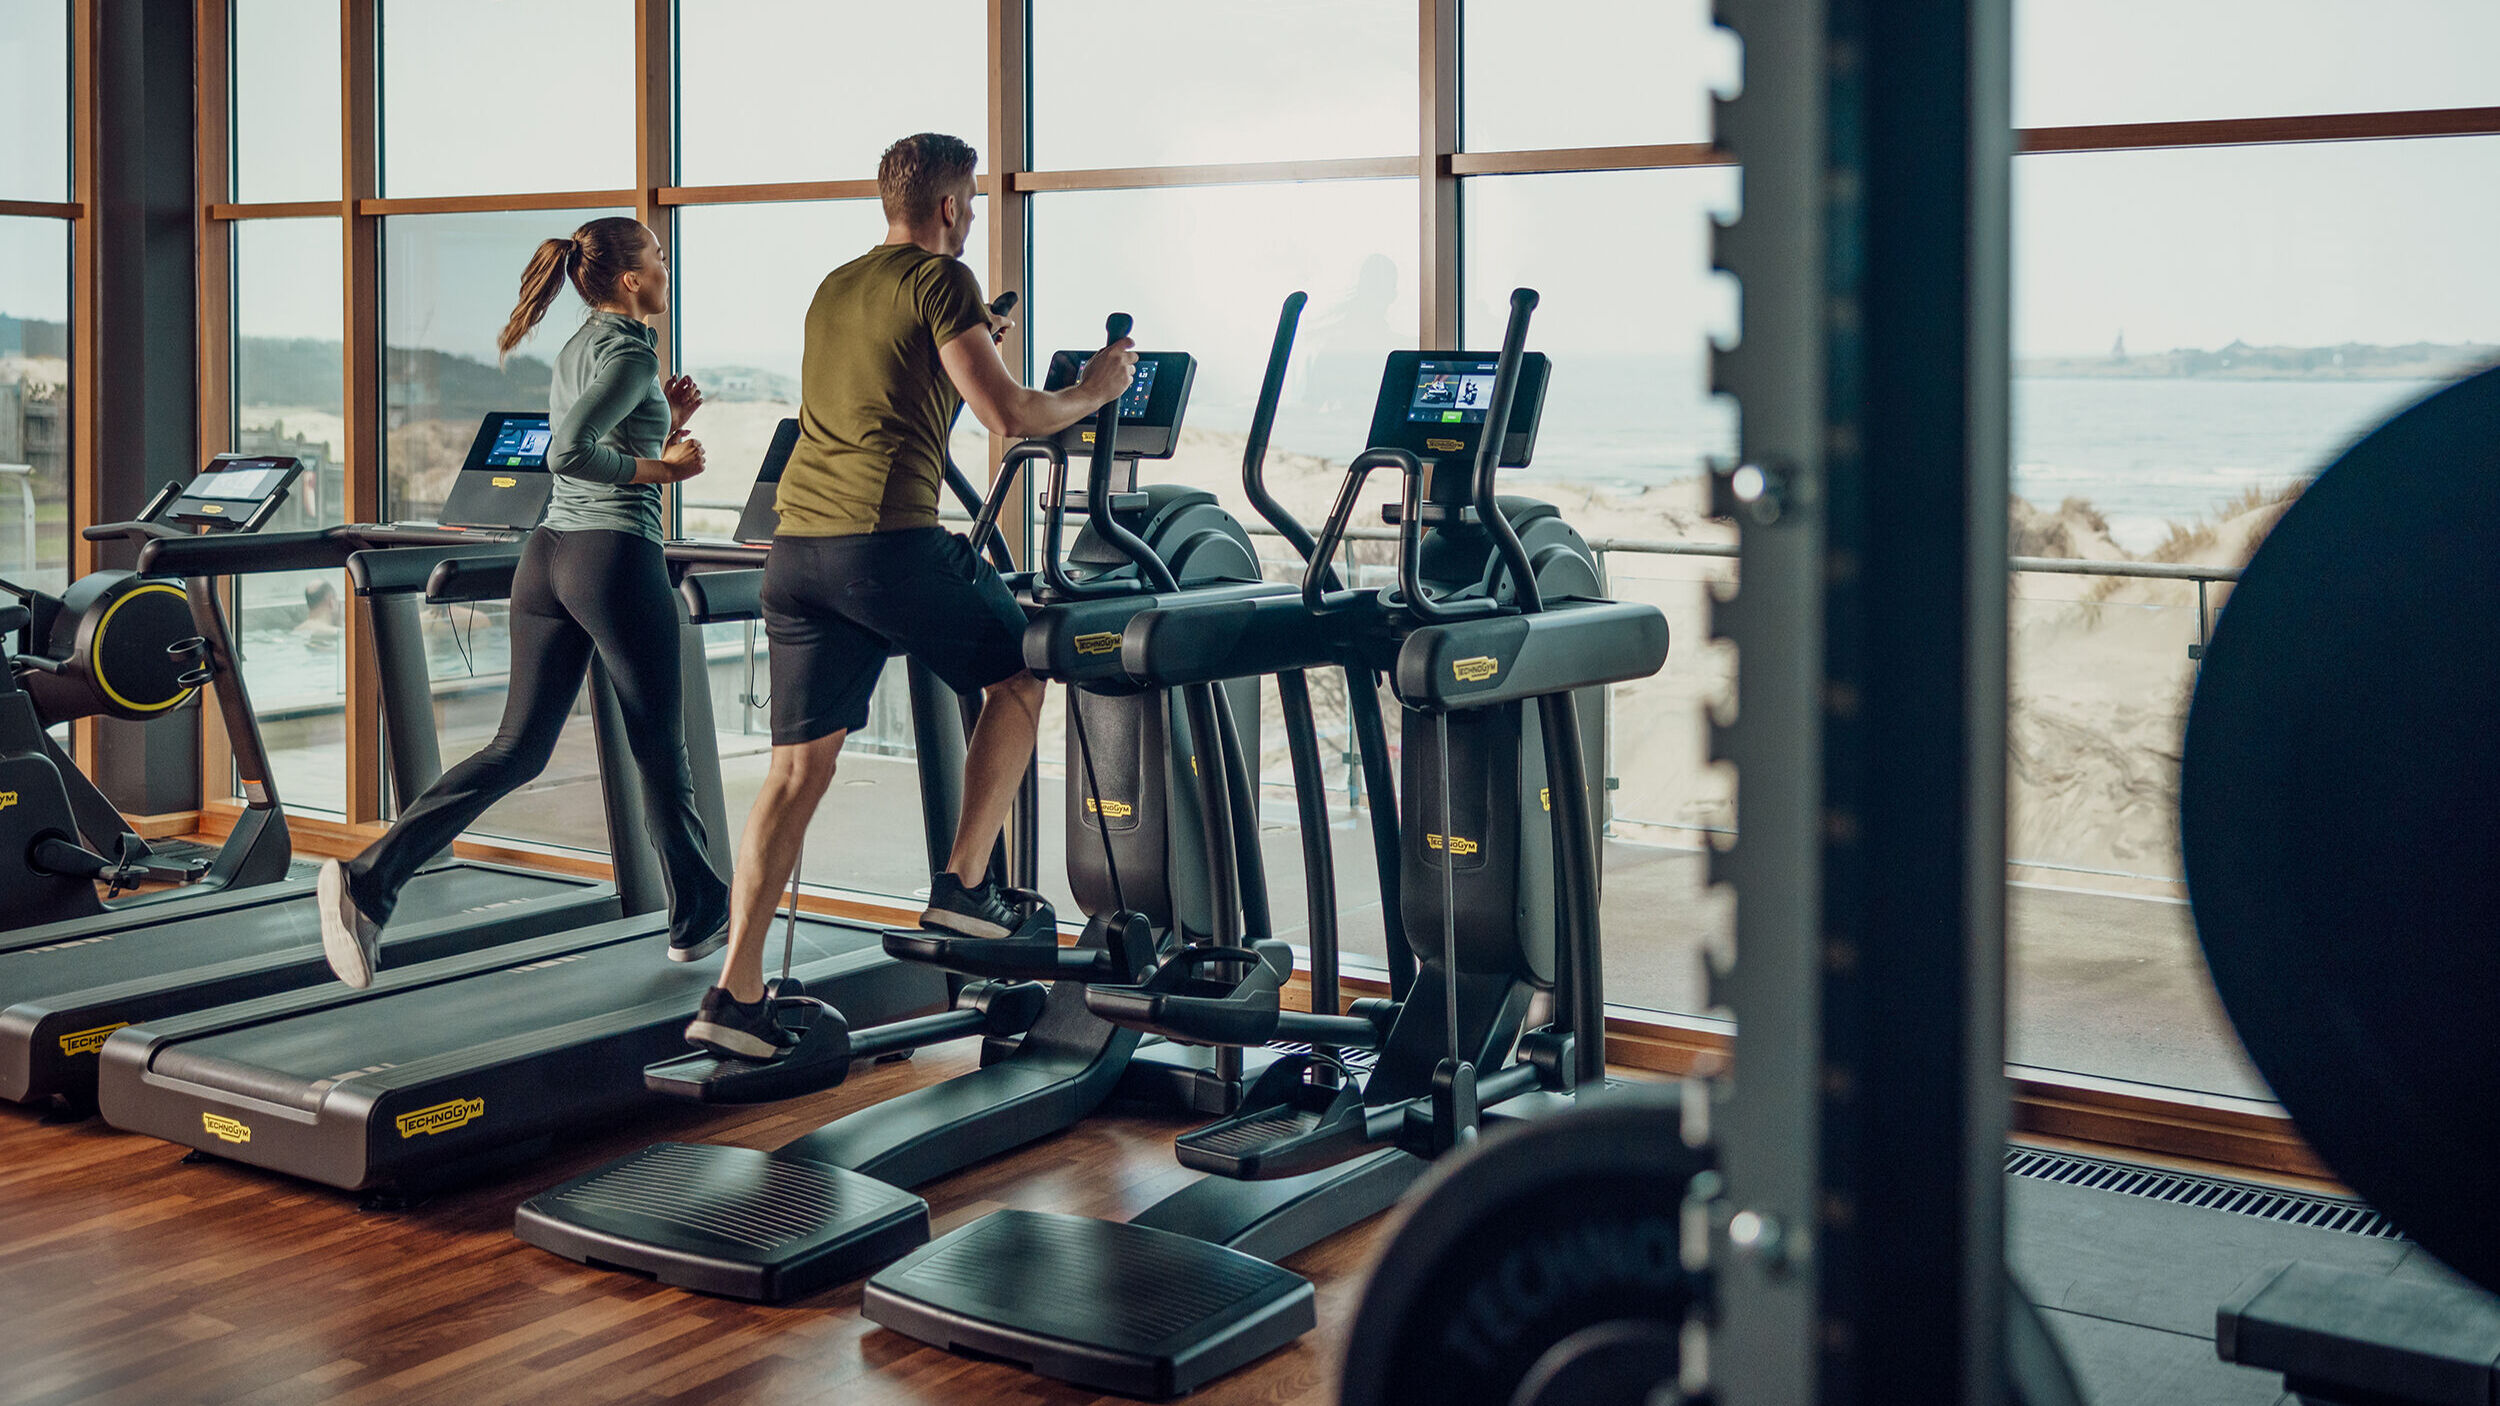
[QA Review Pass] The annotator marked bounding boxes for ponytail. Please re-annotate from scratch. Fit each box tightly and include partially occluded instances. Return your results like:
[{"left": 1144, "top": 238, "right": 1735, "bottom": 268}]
[
  {"left": 497, "top": 237, "right": 576, "bottom": 361},
  {"left": 494, "top": 216, "right": 653, "bottom": 362}
]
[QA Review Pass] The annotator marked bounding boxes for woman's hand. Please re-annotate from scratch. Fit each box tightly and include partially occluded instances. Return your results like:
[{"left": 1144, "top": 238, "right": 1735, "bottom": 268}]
[
  {"left": 660, "top": 429, "right": 706, "bottom": 481},
  {"left": 664, "top": 373, "right": 704, "bottom": 432}
]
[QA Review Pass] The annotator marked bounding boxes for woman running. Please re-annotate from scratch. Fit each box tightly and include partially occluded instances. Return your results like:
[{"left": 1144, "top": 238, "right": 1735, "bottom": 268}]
[{"left": 317, "top": 215, "right": 730, "bottom": 987}]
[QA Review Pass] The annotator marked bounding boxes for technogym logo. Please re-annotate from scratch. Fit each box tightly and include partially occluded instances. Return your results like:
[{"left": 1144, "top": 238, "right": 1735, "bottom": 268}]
[
  {"left": 1427, "top": 437, "right": 1465, "bottom": 454},
  {"left": 1451, "top": 656, "right": 1500, "bottom": 683},
  {"left": 396, "top": 1097, "right": 486, "bottom": 1138},
  {"left": 57, "top": 1023, "right": 128, "bottom": 1057},
  {"left": 1084, "top": 797, "right": 1135, "bottom": 820},
  {"left": 491, "top": 476, "right": 518, "bottom": 488},
  {"left": 202, "top": 1113, "right": 251, "bottom": 1144},
  {"left": 1426, "top": 833, "right": 1481, "bottom": 857},
  {"left": 1073, "top": 631, "right": 1122, "bottom": 656},
  {"left": 0, "top": 791, "right": 15, "bottom": 811}
]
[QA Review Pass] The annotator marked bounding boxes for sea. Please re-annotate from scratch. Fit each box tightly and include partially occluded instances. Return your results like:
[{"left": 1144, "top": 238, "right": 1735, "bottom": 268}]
[{"left": 1237, "top": 354, "right": 2454, "bottom": 555}]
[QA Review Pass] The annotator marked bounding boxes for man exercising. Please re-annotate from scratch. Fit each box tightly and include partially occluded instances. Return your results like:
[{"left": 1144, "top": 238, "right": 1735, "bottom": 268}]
[{"left": 687, "top": 132, "right": 1137, "bottom": 1059}]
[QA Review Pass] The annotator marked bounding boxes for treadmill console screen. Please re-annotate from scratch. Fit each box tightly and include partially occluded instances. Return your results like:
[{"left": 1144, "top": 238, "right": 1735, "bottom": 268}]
[
  {"left": 1365, "top": 350, "right": 1551, "bottom": 469},
  {"left": 1038, "top": 349, "right": 1196, "bottom": 460},
  {"left": 168, "top": 454, "right": 305, "bottom": 527},
  {"left": 483, "top": 415, "right": 553, "bottom": 468}
]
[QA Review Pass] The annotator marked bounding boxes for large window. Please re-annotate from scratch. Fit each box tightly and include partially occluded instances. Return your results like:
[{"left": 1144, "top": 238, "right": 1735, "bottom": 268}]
[
  {"left": 232, "top": 219, "right": 349, "bottom": 812},
  {"left": 189, "top": 0, "right": 2500, "bottom": 1132},
  {"left": 378, "top": 0, "right": 632, "bottom": 198},
  {"left": 1031, "top": 0, "right": 1415, "bottom": 168},
  {"left": 677, "top": 0, "right": 987, "bottom": 188},
  {"left": 0, "top": 0, "right": 70, "bottom": 203},
  {"left": 0, "top": 218, "right": 70, "bottom": 596}
]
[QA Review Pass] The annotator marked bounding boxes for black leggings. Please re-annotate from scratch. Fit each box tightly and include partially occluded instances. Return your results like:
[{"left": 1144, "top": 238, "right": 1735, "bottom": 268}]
[{"left": 346, "top": 526, "right": 727, "bottom": 938}]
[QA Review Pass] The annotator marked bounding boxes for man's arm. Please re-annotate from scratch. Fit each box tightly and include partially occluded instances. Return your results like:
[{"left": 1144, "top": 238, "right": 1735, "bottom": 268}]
[{"left": 940, "top": 324, "right": 1138, "bottom": 440}]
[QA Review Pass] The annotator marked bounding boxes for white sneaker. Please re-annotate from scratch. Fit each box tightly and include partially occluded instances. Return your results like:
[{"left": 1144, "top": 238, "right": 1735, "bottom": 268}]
[{"left": 317, "top": 859, "right": 385, "bottom": 989}]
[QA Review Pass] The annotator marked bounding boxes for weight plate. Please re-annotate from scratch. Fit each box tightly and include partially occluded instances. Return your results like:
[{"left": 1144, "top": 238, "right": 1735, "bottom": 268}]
[{"left": 2181, "top": 364, "right": 2500, "bottom": 1291}]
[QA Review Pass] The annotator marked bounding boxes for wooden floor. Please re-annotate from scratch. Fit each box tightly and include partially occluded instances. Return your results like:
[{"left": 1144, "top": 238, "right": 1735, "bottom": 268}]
[{"left": 0, "top": 1044, "right": 1381, "bottom": 1406}]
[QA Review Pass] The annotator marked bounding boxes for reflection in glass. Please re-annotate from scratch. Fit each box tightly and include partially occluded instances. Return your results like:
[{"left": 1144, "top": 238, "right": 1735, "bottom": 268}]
[
  {"left": 382, "top": 208, "right": 630, "bottom": 843},
  {"left": 2015, "top": 0, "right": 2500, "bottom": 128},
  {"left": 0, "top": 0, "right": 69, "bottom": 202},
  {"left": 1029, "top": 179, "right": 1418, "bottom": 945},
  {"left": 234, "top": 219, "right": 348, "bottom": 812},
  {"left": 380, "top": 0, "right": 632, "bottom": 198},
  {"left": 1461, "top": 0, "right": 1735, "bottom": 152},
  {"left": 1032, "top": 0, "right": 1413, "bottom": 168},
  {"left": 233, "top": 0, "right": 341, "bottom": 202},
  {"left": 0, "top": 217, "right": 69, "bottom": 596},
  {"left": 679, "top": 0, "right": 986, "bottom": 187}
]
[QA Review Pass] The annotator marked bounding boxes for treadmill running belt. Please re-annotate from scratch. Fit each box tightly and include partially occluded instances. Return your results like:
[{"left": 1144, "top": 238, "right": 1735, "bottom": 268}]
[{"left": 0, "top": 866, "right": 564, "bottom": 993}]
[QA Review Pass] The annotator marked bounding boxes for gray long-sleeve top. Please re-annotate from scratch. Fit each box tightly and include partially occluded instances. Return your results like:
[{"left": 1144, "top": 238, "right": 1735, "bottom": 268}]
[{"left": 542, "top": 309, "right": 668, "bottom": 539}]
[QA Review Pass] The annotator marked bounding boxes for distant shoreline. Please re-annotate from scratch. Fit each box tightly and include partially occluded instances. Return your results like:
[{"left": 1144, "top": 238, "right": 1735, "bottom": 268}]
[{"left": 2020, "top": 340, "right": 2494, "bottom": 383}]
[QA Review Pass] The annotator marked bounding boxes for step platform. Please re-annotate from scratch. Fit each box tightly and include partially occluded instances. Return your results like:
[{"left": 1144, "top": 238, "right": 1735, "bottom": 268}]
[
  {"left": 2218, "top": 1260, "right": 2500, "bottom": 1406},
  {"left": 514, "top": 1143, "right": 927, "bottom": 1302},
  {"left": 862, "top": 1208, "right": 1315, "bottom": 1398}
]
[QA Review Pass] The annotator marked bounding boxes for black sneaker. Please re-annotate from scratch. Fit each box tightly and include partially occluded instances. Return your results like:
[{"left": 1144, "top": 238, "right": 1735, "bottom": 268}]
[
  {"left": 668, "top": 887, "right": 731, "bottom": 964},
  {"left": 684, "top": 987, "right": 796, "bottom": 1061},
  {"left": 317, "top": 859, "right": 385, "bottom": 989},
  {"left": 920, "top": 873, "right": 1026, "bottom": 939}
]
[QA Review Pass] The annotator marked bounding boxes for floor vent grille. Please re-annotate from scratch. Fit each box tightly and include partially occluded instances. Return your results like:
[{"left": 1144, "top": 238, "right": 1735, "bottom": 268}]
[{"left": 2005, "top": 1147, "right": 2402, "bottom": 1241}]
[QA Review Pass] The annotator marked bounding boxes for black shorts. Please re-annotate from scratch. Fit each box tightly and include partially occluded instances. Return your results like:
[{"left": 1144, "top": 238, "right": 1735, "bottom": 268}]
[{"left": 759, "top": 527, "right": 1029, "bottom": 745}]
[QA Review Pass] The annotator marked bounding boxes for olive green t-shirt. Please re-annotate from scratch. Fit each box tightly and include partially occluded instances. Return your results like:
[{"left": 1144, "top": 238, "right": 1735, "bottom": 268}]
[{"left": 776, "top": 243, "right": 991, "bottom": 536}]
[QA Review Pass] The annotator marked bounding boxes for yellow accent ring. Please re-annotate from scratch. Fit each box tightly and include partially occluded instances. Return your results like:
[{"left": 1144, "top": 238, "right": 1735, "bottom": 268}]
[{"left": 93, "top": 582, "right": 199, "bottom": 715}]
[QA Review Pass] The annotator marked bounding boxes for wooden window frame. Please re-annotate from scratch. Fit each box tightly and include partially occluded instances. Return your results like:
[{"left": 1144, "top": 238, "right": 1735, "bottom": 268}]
[{"left": 175, "top": 0, "right": 2500, "bottom": 1173}]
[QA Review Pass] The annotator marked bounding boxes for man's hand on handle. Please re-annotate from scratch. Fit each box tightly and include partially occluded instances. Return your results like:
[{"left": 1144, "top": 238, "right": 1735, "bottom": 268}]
[{"left": 1076, "top": 338, "right": 1139, "bottom": 411}]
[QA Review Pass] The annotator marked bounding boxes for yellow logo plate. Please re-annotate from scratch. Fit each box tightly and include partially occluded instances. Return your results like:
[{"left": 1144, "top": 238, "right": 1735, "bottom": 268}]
[
  {"left": 1084, "top": 797, "right": 1135, "bottom": 820},
  {"left": 1426, "top": 437, "right": 1465, "bottom": 453},
  {"left": 0, "top": 791, "right": 15, "bottom": 811},
  {"left": 202, "top": 1113, "right": 251, "bottom": 1144},
  {"left": 1452, "top": 656, "right": 1500, "bottom": 683},
  {"left": 491, "top": 475, "right": 517, "bottom": 488},
  {"left": 396, "top": 1097, "right": 486, "bottom": 1138},
  {"left": 58, "top": 1022, "right": 128, "bottom": 1057},
  {"left": 1426, "top": 833, "right": 1481, "bottom": 857},
  {"left": 1073, "top": 631, "right": 1122, "bottom": 656}
]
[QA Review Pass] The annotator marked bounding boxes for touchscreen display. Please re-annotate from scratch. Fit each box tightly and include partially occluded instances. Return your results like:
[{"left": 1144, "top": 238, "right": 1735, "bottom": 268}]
[
  {"left": 486, "top": 416, "right": 553, "bottom": 468},
  {"left": 189, "top": 462, "right": 289, "bottom": 501},
  {"left": 1116, "top": 360, "right": 1159, "bottom": 421},
  {"left": 1407, "top": 360, "right": 1499, "bottom": 425}
]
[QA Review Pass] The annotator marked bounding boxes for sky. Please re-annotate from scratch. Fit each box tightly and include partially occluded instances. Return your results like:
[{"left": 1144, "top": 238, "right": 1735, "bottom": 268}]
[{"left": 11, "top": 0, "right": 2498, "bottom": 379}]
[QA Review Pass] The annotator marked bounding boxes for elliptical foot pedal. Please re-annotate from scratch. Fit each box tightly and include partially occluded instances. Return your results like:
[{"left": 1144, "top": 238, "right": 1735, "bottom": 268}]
[
  {"left": 516, "top": 1143, "right": 927, "bottom": 1303},
  {"left": 1174, "top": 1055, "right": 1369, "bottom": 1179},
  {"left": 863, "top": 1209, "right": 1314, "bottom": 1398},
  {"left": 647, "top": 997, "right": 853, "bottom": 1104}
]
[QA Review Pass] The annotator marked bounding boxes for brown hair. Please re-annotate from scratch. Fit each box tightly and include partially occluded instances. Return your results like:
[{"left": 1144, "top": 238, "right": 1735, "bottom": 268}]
[
  {"left": 497, "top": 216, "right": 650, "bottom": 360},
  {"left": 877, "top": 133, "right": 979, "bottom": 227}
]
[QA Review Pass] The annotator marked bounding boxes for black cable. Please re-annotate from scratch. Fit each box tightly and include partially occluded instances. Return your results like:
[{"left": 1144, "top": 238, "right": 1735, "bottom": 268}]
[{"left": 1437, "top": 710, "right": 1459, "bottom": 1065}]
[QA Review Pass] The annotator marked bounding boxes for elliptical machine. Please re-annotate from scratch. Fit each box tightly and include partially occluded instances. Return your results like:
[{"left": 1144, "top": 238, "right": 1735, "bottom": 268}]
[{"left": 0, "top": 454, "right": 303, "bottom": 928}]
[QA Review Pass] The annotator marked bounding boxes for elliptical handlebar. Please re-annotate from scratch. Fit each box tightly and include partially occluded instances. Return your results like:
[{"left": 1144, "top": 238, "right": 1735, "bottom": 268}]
[
  {"left": 1039, "top": 312, "right": 1178, "bottom": 600},
  {"left": 1471, "top": 287, "right": 1545, "bottom": 615},
  {"left": 1302, "top": 448, "right": 1417, "bottom": 616},
  {"left": 1239, "top": 293, "right": 1330, "bottom": 574}
]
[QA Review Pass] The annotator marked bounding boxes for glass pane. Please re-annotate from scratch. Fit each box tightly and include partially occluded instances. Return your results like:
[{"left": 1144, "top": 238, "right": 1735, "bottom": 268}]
[
  {"left": 233, "top": 219, "right": 348, "bottom": 813},
  {"left": 0, "top": 0, "right": 69, "bottom": 201},
  {"left": 0, "top": 217, "right": 70, "bottom": 594},
  {"left": 675, "top": 200, "right": 989, "bottom": 900},
  {"left": 232, "top": 0, "right": 342, "bottom": 202},
  {"left": 678, "top": 0, "right": 986, "bottom": 187},
  {"left": 1031, "top": 0, "right": 1414, "bottom": 168},
  {"left": 383, "top": 207, "right": 633, "bottom": 846},
  {"left": 1460, "top": 167, "right": 1739, "bottom": 1019},
  {"left": 2007, "top": 136, "right": 2500, "bottom": 1096},
  {"left": 1029, "top": 178, "right": 1418, "bottom": 950},
  {"left": 674, "top": 200, "right": 988, "bottom": 541},
  {"left": 2016, "top": 0, "right": 2500, "bottom": 127},
  {"left": 1461, "top": 0, "right": 1737, "bottom": 152},
  {"left": 379, "top": 0, "right": 632, "bottom": 198}
]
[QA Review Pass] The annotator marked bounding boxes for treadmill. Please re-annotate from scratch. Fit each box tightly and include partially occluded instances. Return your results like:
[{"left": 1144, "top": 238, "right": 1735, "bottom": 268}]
[
  {"left": 92, "top": 428, "right": 951, "bottom": 1200},
  {"left": 0, "top": 429, "right": 623, "bottom": 1116}
]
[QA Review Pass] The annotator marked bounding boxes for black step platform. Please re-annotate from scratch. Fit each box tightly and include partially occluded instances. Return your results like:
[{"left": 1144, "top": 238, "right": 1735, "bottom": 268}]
[
  {"left": 862, "top": 1208, "right": 1315, "bottom": 1399},
  {"left": 517, "top": 1143, "right": 929, "bottom": 1301},
  {"left": 2217, "top": 1259, "right": 2500, "bottom": 1406}
]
